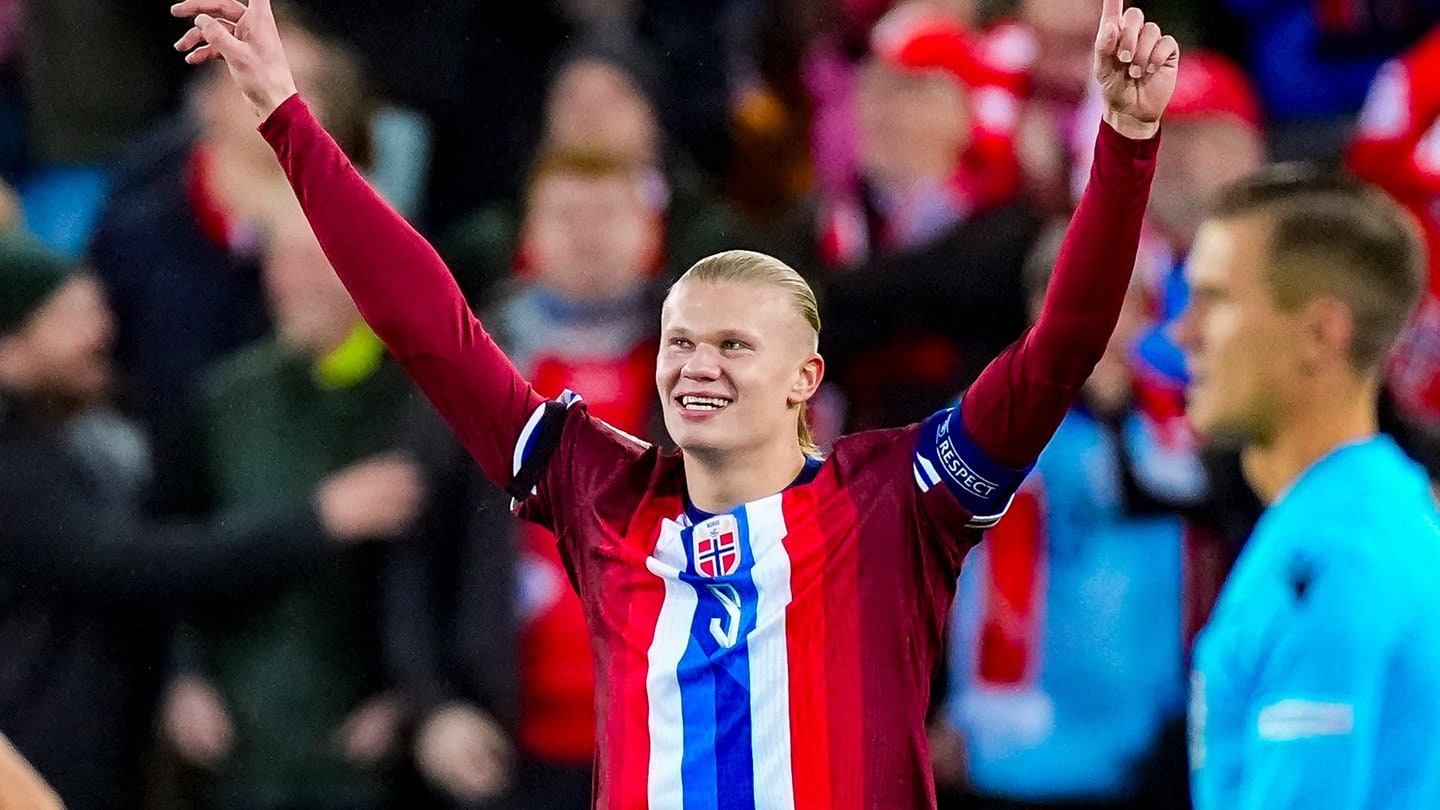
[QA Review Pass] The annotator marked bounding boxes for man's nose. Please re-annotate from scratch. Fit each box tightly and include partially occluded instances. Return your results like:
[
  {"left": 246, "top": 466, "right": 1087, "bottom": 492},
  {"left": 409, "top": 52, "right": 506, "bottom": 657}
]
[{"left": 683, "top": 343, "right": 722, "bottom": 379}]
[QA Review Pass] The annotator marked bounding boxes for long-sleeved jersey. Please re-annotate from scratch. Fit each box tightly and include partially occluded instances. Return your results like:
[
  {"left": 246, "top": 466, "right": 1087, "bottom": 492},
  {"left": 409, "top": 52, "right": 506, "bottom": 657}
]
[
  {"left": 258, "top": 96, "right": 1156, "bottom": 809},
  {"left": 1191, "top": 437, "right": 1440, "bottom": 810}
]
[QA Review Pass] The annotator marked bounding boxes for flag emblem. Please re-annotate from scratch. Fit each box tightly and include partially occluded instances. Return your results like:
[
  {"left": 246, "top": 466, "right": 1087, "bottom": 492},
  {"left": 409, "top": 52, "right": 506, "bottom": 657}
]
[{"left": 693, "top": 516, "right": 741, "bottom": 578}]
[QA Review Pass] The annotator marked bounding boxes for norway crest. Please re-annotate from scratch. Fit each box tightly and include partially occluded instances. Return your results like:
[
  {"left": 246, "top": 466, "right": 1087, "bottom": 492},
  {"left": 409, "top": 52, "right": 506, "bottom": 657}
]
[{"left": 692, "top": 515, "right": 741, "bottom": 578}]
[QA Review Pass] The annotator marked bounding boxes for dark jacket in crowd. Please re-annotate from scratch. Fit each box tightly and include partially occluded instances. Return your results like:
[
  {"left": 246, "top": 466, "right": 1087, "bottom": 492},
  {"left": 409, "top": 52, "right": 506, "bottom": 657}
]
[
  {"left": 0, "top": 389, "right": 333, "bottom": 810},
  {"left": 181, "top": 339, "right": 414, "bottom": 808},
  {"left": 821, "top": 200, "right": 1042, "bottom": 432}
]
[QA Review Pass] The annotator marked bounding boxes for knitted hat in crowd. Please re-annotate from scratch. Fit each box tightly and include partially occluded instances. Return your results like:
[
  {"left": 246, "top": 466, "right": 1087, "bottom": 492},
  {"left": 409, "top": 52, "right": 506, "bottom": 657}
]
[
  {"left": 0, "top": 229, "right": 72, "bottom": 335},
  {"left": 869, "top": 6, "right": 994, "bottom": 88},
  {"left": 1165, "top": 50, "right": 1264, "bottom": 131}
]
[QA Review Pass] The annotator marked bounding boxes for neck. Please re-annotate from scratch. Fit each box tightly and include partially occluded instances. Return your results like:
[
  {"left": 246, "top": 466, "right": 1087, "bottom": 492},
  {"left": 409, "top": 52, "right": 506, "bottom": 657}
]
[
  {"left": 1242, "top": 374, "right": 1379, "bottom": 504},
  {"left": 684, "top": 440, "right": 808, "bottom": 514}
]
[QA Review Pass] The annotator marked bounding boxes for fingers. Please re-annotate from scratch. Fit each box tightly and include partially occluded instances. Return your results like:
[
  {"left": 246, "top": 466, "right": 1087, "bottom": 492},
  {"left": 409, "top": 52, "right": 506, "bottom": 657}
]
[
  {"left": 1100, "top": 0, "right": 1124, "bottom": 25},
  {"left": 1150, "top": 34, "right": 1181, "bottom": 72},
  {"left": 1095, "top": 17, "right": 1120, "bottom": 59},
  {"left": 1130, "top": 22, "right": 1162, "bottom": 78},
  {"left": 1116, "top": 6, "right": 1145, "bottom": 64},
  {"left": 179, "top": 14, "right": 242, "bottom": 64},
  {"left": 170, "top": 0, "right": 247, "bottom": 23}
]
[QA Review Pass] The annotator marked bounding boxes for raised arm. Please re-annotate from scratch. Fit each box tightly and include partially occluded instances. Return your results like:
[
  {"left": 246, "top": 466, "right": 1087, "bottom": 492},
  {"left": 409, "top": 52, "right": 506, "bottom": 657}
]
[
  {"left": 171, "top": 0, "right": 543, "bottom": 485},
  {"left": 961, "top": 0, "right": 1175, "bottom": 469}
]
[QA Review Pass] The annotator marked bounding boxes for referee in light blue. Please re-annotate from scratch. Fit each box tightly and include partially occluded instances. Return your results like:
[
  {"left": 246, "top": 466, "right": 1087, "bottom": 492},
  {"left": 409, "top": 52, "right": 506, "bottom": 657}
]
[{"left": 1173, "top": 166, "right": 1440, "bottom": 809}]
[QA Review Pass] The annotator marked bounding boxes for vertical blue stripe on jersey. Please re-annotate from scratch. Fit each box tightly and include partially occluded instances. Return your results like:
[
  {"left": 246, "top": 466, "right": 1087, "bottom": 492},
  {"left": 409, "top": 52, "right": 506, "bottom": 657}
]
[{"left": 677, "top": 504, "right": 760, "bottom": 810}]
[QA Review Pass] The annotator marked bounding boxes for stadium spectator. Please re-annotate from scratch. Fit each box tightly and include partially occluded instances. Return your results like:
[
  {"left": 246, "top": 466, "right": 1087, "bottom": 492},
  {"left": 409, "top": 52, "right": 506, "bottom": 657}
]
[
  {"left": 1178, "top": 166, "right": 1440, "bottom": 808},
  {"left": 0, "top": 225, "right": 420, "bottom": 810},
  {"left": 400, "top": 148, "right": 666, "bottom": 809},
  {"left": 817, "top": 10, "right": 1039, "bottom": 432},
  {"left": 441, "top": 36, "right": 740, "bottom": 307},
  {"left": 1222, "top": 0, "right": 1438, "bottom": 160},
  {"left": 1349, "top": 25, "right": 1440, "bottom": 422},
  {"left": 156, "top": 205, "right": 423, "bottom": 809},
  {"left": 88, "top": 9, "right": 371, "bottom": 517}
]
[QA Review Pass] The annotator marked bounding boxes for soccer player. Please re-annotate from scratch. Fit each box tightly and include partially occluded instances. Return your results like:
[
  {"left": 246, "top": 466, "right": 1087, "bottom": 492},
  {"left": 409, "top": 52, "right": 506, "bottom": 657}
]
[
  {"left": 1175, "top": 168, "right": 1440, "bottom": 808},
  {"left": 171, "top": 0, "right": 1178, "bottom": 806}
]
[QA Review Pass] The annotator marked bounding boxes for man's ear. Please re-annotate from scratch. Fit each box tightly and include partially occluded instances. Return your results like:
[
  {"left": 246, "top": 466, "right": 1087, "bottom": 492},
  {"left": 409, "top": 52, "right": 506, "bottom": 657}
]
[
  {"left": 789, "top": 352, "right": 825, "bottom": 406},
  {"left": 0, "top": 333, "right": 30, "bottom": 387},
  {"left": 1299, "top": 296, "right": 1356, "bottom": 375}
]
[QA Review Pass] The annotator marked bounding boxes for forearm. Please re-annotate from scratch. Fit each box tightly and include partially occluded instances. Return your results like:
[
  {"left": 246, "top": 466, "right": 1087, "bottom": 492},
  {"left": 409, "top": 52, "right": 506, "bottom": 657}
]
[
  {"left": 0, "top": 456, "right": 331, "bottom": 608},
  {"left": 961, "top": 121, "right": 1158, "bottom": 468},
  {"left": 258, "top": 95, "right": 543, "bottom": 483}
]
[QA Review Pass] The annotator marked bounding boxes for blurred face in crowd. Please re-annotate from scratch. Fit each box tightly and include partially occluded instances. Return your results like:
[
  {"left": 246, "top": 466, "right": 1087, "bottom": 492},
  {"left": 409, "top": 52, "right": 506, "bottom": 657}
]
[
  {"left": 1020, "top": 0, "right": 1097, "bottom": 102},
  {"left": 262, "top": 215, "right": 362, "bottom": 357},
  {"left": 198, "top": 30, "right": 326, "bottom": 169},
  {"left": 855, "top": 60, "right": 971, "bottom": 192},
  {"left": 1151, "top": 118, "right": 1265, "bottom": 250},
  {"left": 657, "top": 280, "right": 821, "bottom": 460},
  {"left": 1174, "top": 215, "right": 1305, "bottom": 445},
  {"left": 0, "top": 277, "right": 114, "bottom": 412},
  {"left": 546, "top": 60, "right": 661, "bottom": 166},
  {"left": 526, "top": 168, "right": 661, "bottom": 303}
]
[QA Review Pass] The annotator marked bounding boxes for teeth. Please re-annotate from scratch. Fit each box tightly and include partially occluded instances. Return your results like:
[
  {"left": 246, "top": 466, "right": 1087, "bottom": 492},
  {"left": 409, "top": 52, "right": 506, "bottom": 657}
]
[{"left": 680, "top": 395, "right": 731, "bottom": 410}]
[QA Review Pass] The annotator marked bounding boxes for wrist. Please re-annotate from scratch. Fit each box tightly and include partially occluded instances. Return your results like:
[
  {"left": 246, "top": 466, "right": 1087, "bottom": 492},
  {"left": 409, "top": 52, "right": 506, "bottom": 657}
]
[
  {"left": 1104, "top": 110, "right": 1160, "bottom": 141},
  {"left": 256, "top": 84, "right": 298, "bottom": 122}
]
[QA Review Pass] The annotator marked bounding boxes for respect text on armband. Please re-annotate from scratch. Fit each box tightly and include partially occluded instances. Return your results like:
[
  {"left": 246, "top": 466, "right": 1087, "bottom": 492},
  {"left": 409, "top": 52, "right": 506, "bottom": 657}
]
[{"left": 936, "top": 416, "right": 998, "bottom": 499}]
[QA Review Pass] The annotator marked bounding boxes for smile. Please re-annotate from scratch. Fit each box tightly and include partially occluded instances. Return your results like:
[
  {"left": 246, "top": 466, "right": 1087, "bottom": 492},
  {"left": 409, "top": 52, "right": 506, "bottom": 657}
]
[{"left": 677, "top": 395, "right": 732, "bottom": 412}]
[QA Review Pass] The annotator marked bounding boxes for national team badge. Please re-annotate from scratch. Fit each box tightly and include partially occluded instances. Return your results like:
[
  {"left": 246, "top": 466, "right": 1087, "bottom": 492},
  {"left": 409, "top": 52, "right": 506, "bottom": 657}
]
[{"left": 692, "top": 515, "right": 741, "bottom": 578}]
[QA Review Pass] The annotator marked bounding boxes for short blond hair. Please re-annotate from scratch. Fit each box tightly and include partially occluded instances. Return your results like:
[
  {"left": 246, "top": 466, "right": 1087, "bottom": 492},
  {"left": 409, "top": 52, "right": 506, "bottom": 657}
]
[{"left": 675, "top": 250, "right": 822, "bottom": 456}]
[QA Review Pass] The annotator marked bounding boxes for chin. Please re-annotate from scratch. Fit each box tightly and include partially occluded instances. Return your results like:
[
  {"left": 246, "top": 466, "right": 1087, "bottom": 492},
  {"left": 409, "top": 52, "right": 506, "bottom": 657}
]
[{"left": 670, "top": 428, "right": 726, "bottom": 456}]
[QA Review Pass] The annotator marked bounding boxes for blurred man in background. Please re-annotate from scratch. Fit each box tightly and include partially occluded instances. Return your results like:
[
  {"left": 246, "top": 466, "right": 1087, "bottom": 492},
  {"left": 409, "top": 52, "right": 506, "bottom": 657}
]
[
  {"left": 1180, "top": 168, "right": 1440, "bottom": 808},
  {"left": 818, "top": 16, "right": 1039, "bottom": 433},
  {"left": 401, "top": 147, "right": 666, "bottom": 809},
  {"left": 0, "top": 224, "right": 419, "bottom": 810},
  {"left": 88, "top": 8, "right": 372, "bottom": 517},
  {"left": 156, "top": 206, "right": 423, "bottom": 809}
]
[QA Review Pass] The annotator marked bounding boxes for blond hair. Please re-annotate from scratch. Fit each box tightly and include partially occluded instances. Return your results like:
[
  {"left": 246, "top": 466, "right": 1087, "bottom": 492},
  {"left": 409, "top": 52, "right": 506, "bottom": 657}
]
[{"left": 674, "top": 250, "right": 823, "bottom": 456}]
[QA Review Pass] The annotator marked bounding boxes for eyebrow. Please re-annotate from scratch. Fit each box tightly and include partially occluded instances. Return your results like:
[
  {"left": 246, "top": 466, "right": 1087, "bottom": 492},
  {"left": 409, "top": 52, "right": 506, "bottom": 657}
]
[{"left": 661, "top": 326, "right": 763, "bottom": 344}]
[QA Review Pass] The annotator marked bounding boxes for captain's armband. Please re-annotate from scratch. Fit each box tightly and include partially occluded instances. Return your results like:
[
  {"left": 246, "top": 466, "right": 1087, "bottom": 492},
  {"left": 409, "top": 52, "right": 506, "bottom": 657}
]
[
  {"left": 913, "top": 408, "right": 1033, "bottom": 528},
  {"left": 507, "top": 390, "right": 582, "bottom": 501}
]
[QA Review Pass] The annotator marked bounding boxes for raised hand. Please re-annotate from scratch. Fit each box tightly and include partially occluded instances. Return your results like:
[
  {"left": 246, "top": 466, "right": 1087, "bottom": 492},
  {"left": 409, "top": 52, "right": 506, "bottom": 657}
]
[
  {"left": 172, "top": 0, "right": 297, "bottom": 119},
  {"left": 1093, "top": 0, "right": 1179, "bottom": 140}
]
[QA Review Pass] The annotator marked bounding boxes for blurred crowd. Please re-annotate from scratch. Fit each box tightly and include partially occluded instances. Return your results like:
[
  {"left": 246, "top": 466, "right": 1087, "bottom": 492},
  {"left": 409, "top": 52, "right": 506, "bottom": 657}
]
[{"left": 2, "top": 0, "right": 1439, "bottom": 808}]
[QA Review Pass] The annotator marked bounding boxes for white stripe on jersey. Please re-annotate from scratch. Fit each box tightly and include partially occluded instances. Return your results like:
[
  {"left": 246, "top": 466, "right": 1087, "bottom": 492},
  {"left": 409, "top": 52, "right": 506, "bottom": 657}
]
[
  {"left": 512, "top": 402, "right": 548, "bottom": 476},
  {"left": 916, "top": 454, "right": 942, "bottom": 488},
  {"left": 746, "top": 495, "right": 797, "bottom": 810},
  {"left": 646, "top": 538, "right": 697, "bottom": 808}
]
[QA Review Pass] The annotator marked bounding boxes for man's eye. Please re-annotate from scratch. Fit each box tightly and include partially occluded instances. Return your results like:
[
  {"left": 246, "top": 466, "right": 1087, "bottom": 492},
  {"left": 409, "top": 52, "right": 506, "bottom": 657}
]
[
  {"left": 671, "top": 338, "right": 692, "bottom": 349},
  {"left": 722, "top": 340, "right": 745, "bottom": 351}
]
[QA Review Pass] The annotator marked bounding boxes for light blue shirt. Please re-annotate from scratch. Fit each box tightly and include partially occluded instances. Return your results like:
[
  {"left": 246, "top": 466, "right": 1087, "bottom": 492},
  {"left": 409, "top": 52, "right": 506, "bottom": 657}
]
[
  {"left": 948, "top": 409, "right": 1190, "bottom": 800},
  {"left": 1192, "top": 436, "right": 1440, "bottom": 809}
]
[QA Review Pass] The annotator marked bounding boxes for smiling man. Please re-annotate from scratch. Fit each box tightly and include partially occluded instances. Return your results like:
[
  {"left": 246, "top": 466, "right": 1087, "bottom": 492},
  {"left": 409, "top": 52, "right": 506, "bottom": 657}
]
[
  {"left": 171, "top": 0, "right": 1177, "bottom": 806},
  {"left": 1176, "top": 167, "right": 1440, "bottom": 809}
]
